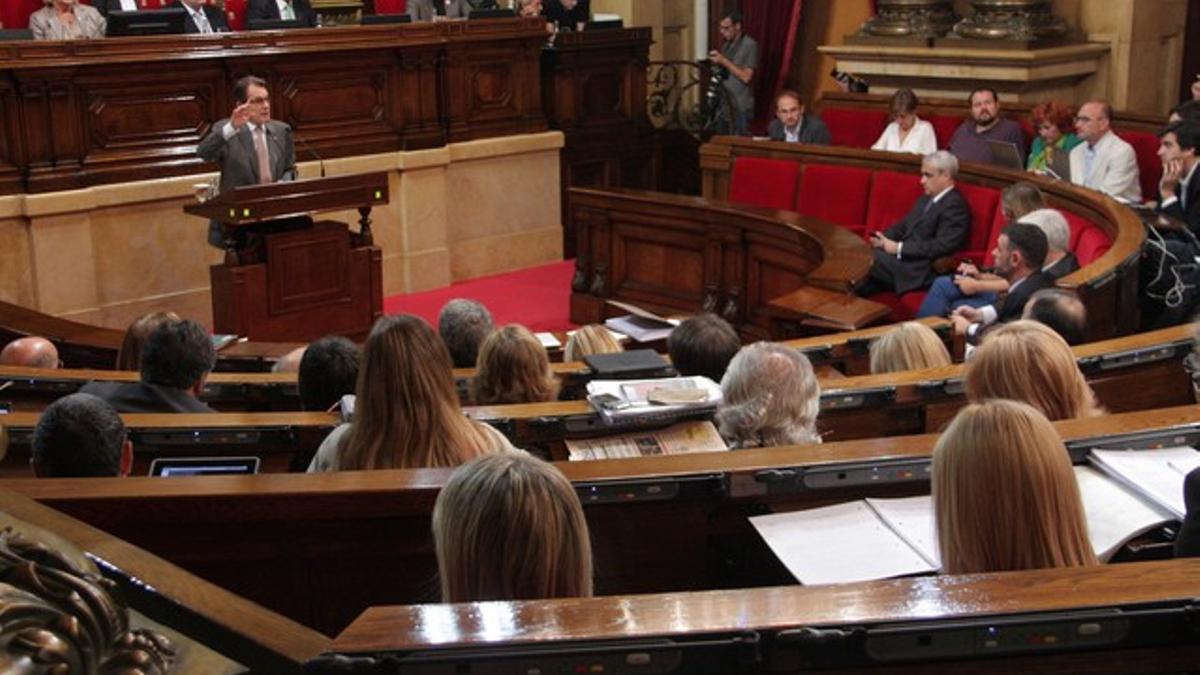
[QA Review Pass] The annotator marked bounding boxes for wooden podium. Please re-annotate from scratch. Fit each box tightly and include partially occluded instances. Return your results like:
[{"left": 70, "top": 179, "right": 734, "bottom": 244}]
[{"left": 185, "top": 173, "right": 387, "bottom": 342}]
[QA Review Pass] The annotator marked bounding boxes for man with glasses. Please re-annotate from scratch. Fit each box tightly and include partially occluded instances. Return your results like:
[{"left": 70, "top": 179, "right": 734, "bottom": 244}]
[
  {"left": 859, "top": 151, "right": 971, "bottom": 296},
  {"left": 1068, "top": 100, "right": 1141, "bottom": 203},
  {"left": 197, "top": 75, "right": 298, "bottom": 247},
  {"left": 948, "top": 88, "right": 1026, "bottom": 165},
  {"left": 708, "top": 9, "right": 758, "bottom": 136}
]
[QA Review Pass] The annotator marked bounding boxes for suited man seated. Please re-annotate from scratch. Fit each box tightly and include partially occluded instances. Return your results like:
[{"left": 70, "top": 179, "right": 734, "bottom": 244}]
[
  {"left": 246, "top": 0, "right": 318, "bottom": 26},
  {"left": 1176, "top": 467, "right": 1200, "bottom": 558},
  {"left": 859, "top": 150, "right": 971, "bottom": 296},
  {"left": 1069, "top": 100, "right": 1142, "bottom": 203},
  {"left": 408, "top": 0, "right": 470, "bottom": 20},
  {"left": 94, "top": 0, "right": 139, "bottom": 16},
  {"left": 80, "top": 319, "right": 217, "bottom": 414},
  {"left": 951, "top": 223, "right": 1053, "bottom": 342},
  {"left": 168, "top": 0, "right": 230, "bottom": 33},
  {"left": 1158, "top": 121, "right": 1200, "bottom": 235},
  {"left": 766, "top": 90, "right": 830, "bottom": 145},
  {"left": 197, "top": 75, "right": 297, "bottom": 247}
]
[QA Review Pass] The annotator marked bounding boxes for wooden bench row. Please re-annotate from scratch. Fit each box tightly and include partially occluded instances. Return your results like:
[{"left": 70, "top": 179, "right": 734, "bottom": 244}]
[
  {"left": 323, "top": 559, "right": 1200, "bottom": 674},
  {"left": 1, "top": 322, "right": 1191, "bottom": 473},
  {"left": 5, "top": 404, "right": 1197, "bottom": 636}
]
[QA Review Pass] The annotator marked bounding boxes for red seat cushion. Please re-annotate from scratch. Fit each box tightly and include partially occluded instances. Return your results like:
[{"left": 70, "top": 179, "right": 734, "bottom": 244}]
[
  {"left": 868, "top": 291, "right": 926, "bottom": 322},
  {"left": 729, "top": 157, "right": 801, "bottom": 211},
  {"left": 1115, "top": 129, "right": 1161, "bottom": 202},
  {"left": 1018, "top": 119, "right": 1037, "bottom": 151},
  {"left": 956, "top": 184, "right": 999, "bottom": 252},
  {"left": 929, "top": 114, "right": 965, "bottom": 150},
  {"left": 865, "top": 171, "right": 924, "bottom": 232},
  {"left": 1074, "top": 227, "right": 1112, "bottom": 266},
  {"left": 821, "top": 108, "right": 889, "bottom": 149},
  {"left": 795, "top": 164, "right": 873, "bottom": 227},
  {"left": 1062, "top": 211, "right": 1091, "bottom": 251},
  {"left": 982, "top": 205, "right": 1009, "bottom": 267}
]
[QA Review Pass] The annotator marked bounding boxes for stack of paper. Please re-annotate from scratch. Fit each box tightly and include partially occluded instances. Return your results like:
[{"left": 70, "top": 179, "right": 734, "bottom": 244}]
[
  {"left": 586, "top": 376, "right": 721, "bottom": 426},
  {"left": 566, "top": 420, "right": 728, "bottom": 461},
  {"left": 603, "top": 300, "right": 681, "bottom": 343},
  {"left": 1090, "top": 447, "right": 1200, "bottom": 519}
]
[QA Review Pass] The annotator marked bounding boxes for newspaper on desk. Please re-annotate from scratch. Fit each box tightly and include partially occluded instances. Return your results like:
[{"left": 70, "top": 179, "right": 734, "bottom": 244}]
[
  {"left": 586, "top": 375, "right": 722, "bottom": 426},
  {"left": 566, "top": 420, "right": 728, "bottom": 461}
]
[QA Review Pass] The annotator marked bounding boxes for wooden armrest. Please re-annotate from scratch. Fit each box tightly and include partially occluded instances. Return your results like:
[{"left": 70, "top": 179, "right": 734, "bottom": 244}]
[{"left": 766, "top": 287, "right": 891, "bottom": 332}]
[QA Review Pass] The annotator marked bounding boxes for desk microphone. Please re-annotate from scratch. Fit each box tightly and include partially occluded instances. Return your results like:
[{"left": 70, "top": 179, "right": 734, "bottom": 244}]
[{"left": 284, "top": 131, "right": 327, "bottom": 178}]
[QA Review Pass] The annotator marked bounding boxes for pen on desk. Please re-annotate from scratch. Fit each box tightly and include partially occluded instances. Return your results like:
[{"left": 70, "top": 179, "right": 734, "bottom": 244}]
[{"left": 1167, "top": 461, "right": 1188, "bottom": 476}]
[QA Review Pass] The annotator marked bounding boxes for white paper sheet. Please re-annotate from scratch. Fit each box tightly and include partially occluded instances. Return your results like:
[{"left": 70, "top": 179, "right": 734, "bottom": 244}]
[
  {"left": 866, "top": 496, "right": 941, "bottom": 569},
  {"left": 1074, "top": 465, "right": 1175, "bottom": 561},
  {"left": 749, "top": 501, "right": 936, "bottom": 585},
  {"left": 1090, "top": 447, "right": 1200, "bottom": 519}
]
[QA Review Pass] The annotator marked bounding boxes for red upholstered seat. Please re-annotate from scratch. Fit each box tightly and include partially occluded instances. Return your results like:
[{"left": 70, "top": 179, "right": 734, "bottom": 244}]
[
  {"left": 1062, "top": 211, "right": 1091, "bottom": 251},
  {"left": 929, "top": 115, "right": 964, "bottom": 149},
  {"left": 821, "top": 108, "right": 889, "bottom": 149},
  {"left": 729, "top": 157, "right": 801, "bottom": 211},
  {"left": 795, "top": 164, "right": 873, "bottom": 230},
  {"left": 950, "top": 184, "right": 1000, "bottom": 266},
  {"left": 1115, "top": 129, "right": 1162, "bottom": 202},
  {"left": 982, "top": 206, "right": 1009, "bottom": 267},
  {"left": 223, "top": 0, "right": 246, "bottom": 29},
  {"left": 1074, "top": 227, "right": 1112, "bottom": 266},
  {"left": 865, "top": 170, "right": 924, "bottom": 232},
  {"left": 1018, "top": 119, "right": 1037, "bottom": 151},
  {"left": 375, "top": 0, "right": 408, "bottom": 13}
]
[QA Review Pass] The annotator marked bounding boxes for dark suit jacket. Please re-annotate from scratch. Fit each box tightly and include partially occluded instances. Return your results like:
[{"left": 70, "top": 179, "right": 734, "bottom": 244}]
[
  {"left": 196, "top": 118, "right": 297, "bottom": 245},
  {"left": 995, "top": 271, "right": 1053, "bottom": 324},
  {"left": 168, "top": 1, "right": 231, "bottom": 33},
  {"left": 876, "top": 188, "right": 971, "bottom": 294},
  {"left": 246, "top": 0, "right": 318, "bottom": 27},
  {"left": 79, "top": 381, "right": 215, "bottom": 414},
  {"left": 406, "top": 0, "right": 469, "bottom": 20},
  {"left": 1044, "top": 252, "right": 1079, "bottom": 280},
  {"left": 95, "top": 0, "right": 133, "bottom": 16},
  {"left": 1175, "top": 467, "right": 1200, "bottom": 558},
  {"left": 767, "top": 115, "right": 831, "bottom": 146},
  {"left": 1159, "top": 174, "right": 1200, "bottom": 236}
]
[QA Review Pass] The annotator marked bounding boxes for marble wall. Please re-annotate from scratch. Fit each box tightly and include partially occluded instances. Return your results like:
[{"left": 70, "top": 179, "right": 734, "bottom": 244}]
[{"left": 0, "top": 132, "right": 564, "bottom": 330}]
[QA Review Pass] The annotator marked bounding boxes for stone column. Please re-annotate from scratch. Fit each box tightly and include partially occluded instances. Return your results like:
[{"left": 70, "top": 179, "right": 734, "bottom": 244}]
[
  {"left": 857, "top": 0, "right": 958, "bottom": 40},
  {"left": 953, "top": 0, "right": 1068, "bottom": 43}
]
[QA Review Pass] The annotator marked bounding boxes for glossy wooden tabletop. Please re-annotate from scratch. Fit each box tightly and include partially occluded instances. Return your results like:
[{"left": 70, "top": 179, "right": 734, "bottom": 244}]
[{"left": 329, "top": 559, "right": 1200, "bottom": 653}]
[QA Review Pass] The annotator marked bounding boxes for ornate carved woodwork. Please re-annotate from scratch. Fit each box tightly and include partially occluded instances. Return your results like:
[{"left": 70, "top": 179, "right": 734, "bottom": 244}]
[
  {"left": 953, "top": 0, "right": 1068, "bottom": 42},
  {"left": 0, "top": 527, "right": 175, "bottom": 674},
  {"left": 858, "top": 0, "right": 958, "bottom": 39}
]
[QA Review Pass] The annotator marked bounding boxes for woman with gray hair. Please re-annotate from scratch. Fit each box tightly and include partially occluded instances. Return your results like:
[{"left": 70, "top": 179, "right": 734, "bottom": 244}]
[
  {"left": 716, "top": 342, "right": 821, "bottom": 449},
  {"left": 29, "top": 0, "right": 106, "bottom": 40}
]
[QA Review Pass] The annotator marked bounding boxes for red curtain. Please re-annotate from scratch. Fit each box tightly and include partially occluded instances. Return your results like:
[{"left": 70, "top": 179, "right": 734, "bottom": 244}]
[
  {"left": 741, "top": 0, "right": 804, "bottom": 134},
  {"left": 374, "top": 0, "right": 407, "bottom": 13}
]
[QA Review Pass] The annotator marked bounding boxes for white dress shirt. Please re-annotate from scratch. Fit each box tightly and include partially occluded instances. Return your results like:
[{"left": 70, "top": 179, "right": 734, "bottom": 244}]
[{"left": 872, "top": 118, "right": 938, "bottom": 156}]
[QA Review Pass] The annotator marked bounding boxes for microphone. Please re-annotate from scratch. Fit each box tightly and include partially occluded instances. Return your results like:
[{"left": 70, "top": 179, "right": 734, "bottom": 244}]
[{"left": 284, "top": 129, "right": 327, "bottom": 179}]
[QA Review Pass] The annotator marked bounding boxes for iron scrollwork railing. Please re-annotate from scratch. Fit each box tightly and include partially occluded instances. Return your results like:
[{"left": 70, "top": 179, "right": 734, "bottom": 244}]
[{"left": 647, "top": 60, "right": 736, "bottom": 142}]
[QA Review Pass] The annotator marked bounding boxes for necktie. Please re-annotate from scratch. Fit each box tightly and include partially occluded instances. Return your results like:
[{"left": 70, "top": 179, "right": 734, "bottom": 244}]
[
  {"left": 254, "top": 127, "right": 273, "bottom": 184},
  {"left": 281, "top": 1, "right": 296, "bottom": 20},
  {"left": 193, "top": 8, "right": 212, "bottom": 33}
]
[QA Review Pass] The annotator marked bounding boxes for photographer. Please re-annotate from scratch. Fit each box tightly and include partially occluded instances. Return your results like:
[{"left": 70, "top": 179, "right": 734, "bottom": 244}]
[{"left": 708, "top": 9, "right": 757, "bottom": 136}]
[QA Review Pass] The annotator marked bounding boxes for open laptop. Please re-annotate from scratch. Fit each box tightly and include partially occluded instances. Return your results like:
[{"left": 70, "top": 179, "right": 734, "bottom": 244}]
[
  {"left": 985, "top": 140, "right": 1024, "bottom": 171},
  {"left": 1045, "top": 146, "right": 1073, "bottom": 182}
]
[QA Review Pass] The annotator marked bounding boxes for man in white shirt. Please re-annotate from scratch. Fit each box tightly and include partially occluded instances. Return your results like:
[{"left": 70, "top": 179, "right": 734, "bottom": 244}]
[
  {"left": 168, "top": 0, "right": 230, "bottom": 33},
  {"left": 246, "top": 0, "right": 318, "bottom": 27},
  {"left": 1069, "top": 100, "right": 1142, "bottom": 203}
]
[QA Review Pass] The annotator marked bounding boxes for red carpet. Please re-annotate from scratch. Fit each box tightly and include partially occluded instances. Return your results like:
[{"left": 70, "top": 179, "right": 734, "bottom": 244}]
[{"left": 383, "top": 260, "right": 577, "bottom": 332}]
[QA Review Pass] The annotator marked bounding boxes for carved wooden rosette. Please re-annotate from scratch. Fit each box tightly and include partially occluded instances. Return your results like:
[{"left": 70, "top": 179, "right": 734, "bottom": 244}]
[
  {"left": 0, "top": 528, "right": 175, "bottom": 674},
  {"left": 858, "top": 0, "right": 959, "bottom": 38},
  {"left": 953, "top": 0, "right": 1068, "bottom": 41}
]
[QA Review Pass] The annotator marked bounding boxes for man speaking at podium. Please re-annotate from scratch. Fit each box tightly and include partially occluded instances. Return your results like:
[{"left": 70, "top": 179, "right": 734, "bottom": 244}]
[{"left": 197, "top": 75, "right": 297, "bottom": 247}]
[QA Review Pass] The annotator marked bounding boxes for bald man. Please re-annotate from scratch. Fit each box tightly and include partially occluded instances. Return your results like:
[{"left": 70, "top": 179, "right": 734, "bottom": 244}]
[{"left": 0, "top": 337, "right": 60, "bottom": 369}]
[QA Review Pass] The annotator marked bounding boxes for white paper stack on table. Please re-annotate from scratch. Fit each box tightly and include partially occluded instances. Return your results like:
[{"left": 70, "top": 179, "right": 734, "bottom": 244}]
[
  {"left": 565, "top": 420, "right": 728, "bottom": 461},
  {"left": 535, "top": 328, "right": 629, "bottom": 350},
  {"left": 749, "top": 446, "right": 1200, "bottom": 585},
  {"left": 586, "top": 376, "right": 722, "bottom": 426},
  {"left": 603, "top": 300, "right": 682, "bottom": 343}
]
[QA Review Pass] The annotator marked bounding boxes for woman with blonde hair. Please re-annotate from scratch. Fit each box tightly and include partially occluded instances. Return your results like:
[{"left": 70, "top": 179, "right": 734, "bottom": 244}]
[
  {"left": 115, "top": 311, "right": 182, "bottom": 371},
  {"left": 474, "top": 324, "right": 561, "bottom": 404},
  {"left": 563, "top": 324, "right": 623, "bottom": 362},
  {"left": 308, "top": 314, "right": 513, "bottom": 472},
  {"left": 716, "top": 342, "right": 821, "bottom": 448},
  {"left": 965, "top": 320, "right": 1102, "bottom": 421},
  {"left": 869, "top": 322, "right": 952, "bottom": 374},
  {"left": 934, "top": 400, "right": 1097, "bottom": 574},
  {"left": 433, "top": 453, "right": 593, "bottom": 602}
]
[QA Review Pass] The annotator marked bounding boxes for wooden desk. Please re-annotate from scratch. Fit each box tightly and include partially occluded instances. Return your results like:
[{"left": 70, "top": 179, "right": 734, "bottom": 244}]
[
  {"left": 7, "top": 405, "right": 1197, "bottom": 636},
  {"left": 568, "top": 188, "right": 889, "bottom": 340},
  {"left": 0, "top": 410, "right": 338, "bottom": 476},
  {"left": 0, "top": 19, "right": 548, "bottom": 195},
  {"left": 325, "top": 559, "right": 1200, "bottom": 674}
]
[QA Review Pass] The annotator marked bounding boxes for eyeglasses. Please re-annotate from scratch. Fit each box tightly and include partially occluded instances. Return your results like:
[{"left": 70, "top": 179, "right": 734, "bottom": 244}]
[
  {"left": 920, "top": 171, "right": 937, "bottom": 178},
  {"left": 248, "top": 96, "right": 270, "bottom": 105},
  {"left": 1075, "top": 115, "right": 1099, "bottom": 123}
]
